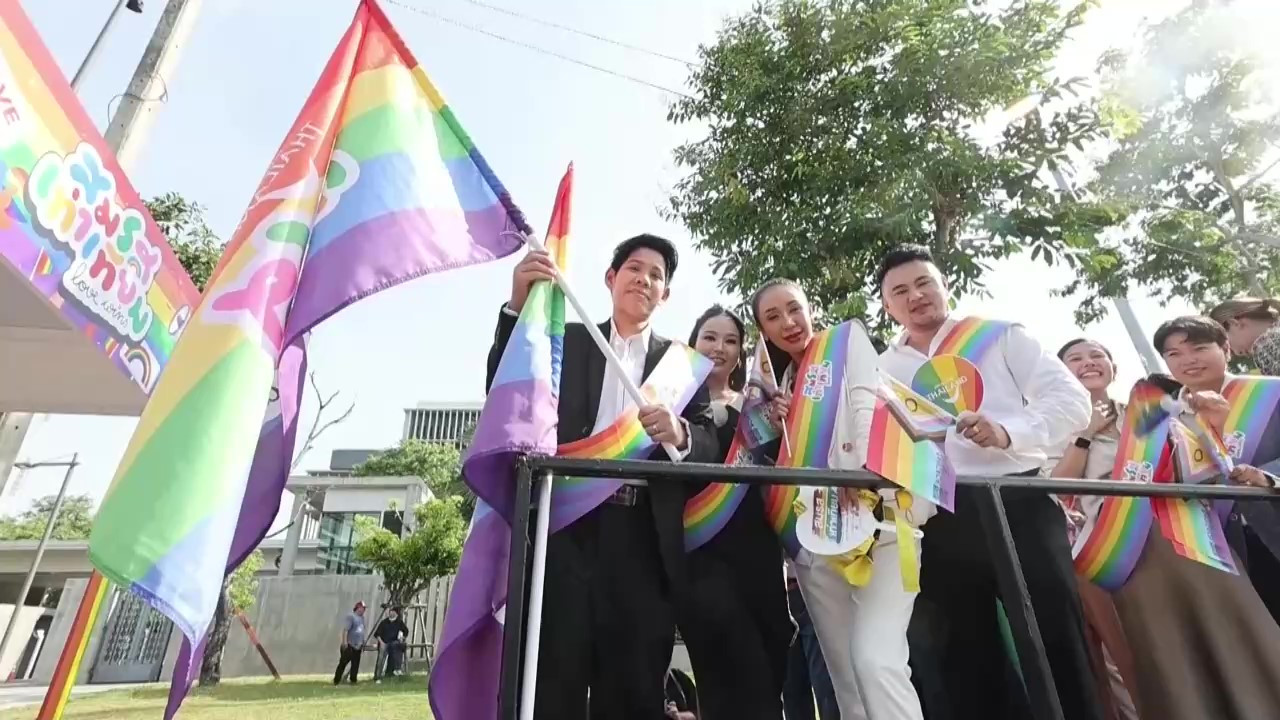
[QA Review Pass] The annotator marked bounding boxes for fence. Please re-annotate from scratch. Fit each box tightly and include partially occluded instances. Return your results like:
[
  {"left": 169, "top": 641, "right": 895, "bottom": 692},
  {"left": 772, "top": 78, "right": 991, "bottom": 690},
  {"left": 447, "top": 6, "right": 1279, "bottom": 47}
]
[{"left": 497, "top": 455, "right": 1280, "bottom": 720}]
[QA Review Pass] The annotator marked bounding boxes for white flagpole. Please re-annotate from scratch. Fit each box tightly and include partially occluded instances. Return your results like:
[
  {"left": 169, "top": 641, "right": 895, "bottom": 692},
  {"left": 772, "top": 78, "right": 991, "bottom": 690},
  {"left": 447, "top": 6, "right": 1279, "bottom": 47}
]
[
  {"left": 521, "top": 232, "right": 682, "bottom": 462},
  {"left": 518, "top": 470, "right": 554, "bottom": 720}
]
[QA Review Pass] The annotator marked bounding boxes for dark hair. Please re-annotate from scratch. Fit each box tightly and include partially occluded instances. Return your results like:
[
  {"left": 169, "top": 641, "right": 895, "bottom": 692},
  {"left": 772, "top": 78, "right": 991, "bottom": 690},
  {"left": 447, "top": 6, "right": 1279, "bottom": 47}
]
[
  {"left": 1153, "top": 315, "right": 1228, "bottom": 354},
  {"left": 688, "top": 305, "right": 748, "bottom": 391},
  {"left": 1057, "top": 338, "right": 1113, "bottom": 362},
  {"left": 748, "top": 278, "right": 807, "bottom": 379},
  {"left": 874, "top": 244, "right": 935, "bottom": 292},
  {"left": 610, "top": 234, "right": 678, "bottom": 282}
]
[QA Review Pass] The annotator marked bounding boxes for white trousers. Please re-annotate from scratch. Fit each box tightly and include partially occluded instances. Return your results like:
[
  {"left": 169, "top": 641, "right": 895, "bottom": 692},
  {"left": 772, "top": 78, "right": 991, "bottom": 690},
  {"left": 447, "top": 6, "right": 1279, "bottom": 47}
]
[{"left": 795, "top": 543, "right": 924, "bottom": 720}]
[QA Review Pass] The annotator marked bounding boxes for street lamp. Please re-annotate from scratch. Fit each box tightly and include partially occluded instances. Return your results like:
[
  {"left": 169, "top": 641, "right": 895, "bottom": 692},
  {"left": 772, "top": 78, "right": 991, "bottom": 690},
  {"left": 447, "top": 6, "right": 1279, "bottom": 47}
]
[
  {"left": 70, "top": 0, "right": 146, "bottom": 91},
  {"left": 0, "top": 455, "right": 79, "bottom": 679}
]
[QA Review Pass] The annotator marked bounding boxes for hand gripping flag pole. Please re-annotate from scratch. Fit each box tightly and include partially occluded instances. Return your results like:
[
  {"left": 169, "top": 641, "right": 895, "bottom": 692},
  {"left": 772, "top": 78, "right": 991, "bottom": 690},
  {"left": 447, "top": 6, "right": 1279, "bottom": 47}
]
[{"left": 510, "top": 230, "right": 681, "bottom": 720}]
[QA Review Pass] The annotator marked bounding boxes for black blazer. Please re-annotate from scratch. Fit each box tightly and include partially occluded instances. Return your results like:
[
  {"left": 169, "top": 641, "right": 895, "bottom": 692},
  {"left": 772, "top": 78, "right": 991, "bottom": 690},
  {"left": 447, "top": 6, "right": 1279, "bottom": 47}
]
[{"left": 485, "top": 306, "right": 720, "bottom": 585}]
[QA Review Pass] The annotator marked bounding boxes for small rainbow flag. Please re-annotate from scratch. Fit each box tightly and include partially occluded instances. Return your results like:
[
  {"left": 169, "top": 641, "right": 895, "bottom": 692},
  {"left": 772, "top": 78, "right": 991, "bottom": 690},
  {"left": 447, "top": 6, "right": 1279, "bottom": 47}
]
[
  {"left": 1072, "top": 383, "right": 1164, "bottom": 590},
  {"left": 1222, "top": 376, "right": 1280, "bottom": 463},
  {"left": 1153, "top": 495, "right": 1236, "bottom": 574},
  {"left": 878, "top": 373, "right": 954, "bottom": 441},
  {"left": 933, "top": 316, "right": 1009, "bottom": 360},
  {"left": 551, "top": 344, "right": 712, "bottom": 532},
  {"left": 866, "top": 397, "right": 956, "bottom": 510},
  {"left": 1169, "top": 416, "right": 1232, "bottom": 484}
]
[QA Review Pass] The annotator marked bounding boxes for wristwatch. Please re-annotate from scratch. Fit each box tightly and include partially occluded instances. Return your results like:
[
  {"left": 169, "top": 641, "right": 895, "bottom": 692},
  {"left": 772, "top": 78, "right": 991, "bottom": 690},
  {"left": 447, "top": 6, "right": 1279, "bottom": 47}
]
[{"left": 1073, "top": 436, "right": 1092, "bottom": 450}]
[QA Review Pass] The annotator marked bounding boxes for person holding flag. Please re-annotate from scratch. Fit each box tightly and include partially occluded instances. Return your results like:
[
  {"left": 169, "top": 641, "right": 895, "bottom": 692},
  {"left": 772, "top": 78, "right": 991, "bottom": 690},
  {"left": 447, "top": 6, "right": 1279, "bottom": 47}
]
[
  {"left": 749, "top": 277, "right": 928, "bottom": 720},
  {"left": 492, "top": 234, "right": 720, "bottom": 720},
  {"left": 676, "top": 305, "right": 792, "bottom": 719},
  {"left": 875, "top": 245, "right": 1102, "bottom": 720}
]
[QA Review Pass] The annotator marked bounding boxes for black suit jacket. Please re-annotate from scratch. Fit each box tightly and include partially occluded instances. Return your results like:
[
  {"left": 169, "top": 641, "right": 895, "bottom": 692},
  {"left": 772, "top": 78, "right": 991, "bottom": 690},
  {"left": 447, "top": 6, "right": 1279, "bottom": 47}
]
[{"left": 485, "top": 306, "right": 720, "bottom": 586}]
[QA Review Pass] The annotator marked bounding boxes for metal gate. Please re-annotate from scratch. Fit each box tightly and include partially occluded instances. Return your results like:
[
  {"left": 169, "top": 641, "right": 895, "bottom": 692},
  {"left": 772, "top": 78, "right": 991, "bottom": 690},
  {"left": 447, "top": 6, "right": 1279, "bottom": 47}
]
[{"left": 89, "top": 588, "right": 174, "bottom": 684}]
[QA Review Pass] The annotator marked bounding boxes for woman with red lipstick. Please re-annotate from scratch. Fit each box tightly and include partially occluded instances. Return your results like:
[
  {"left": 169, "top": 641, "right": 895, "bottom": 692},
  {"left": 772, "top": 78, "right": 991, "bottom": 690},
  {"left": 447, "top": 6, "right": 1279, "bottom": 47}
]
[
  {"left": 676, "top": 305, "right": 791, "bottom": 720},
  {"left": 750, "top": 278, "right": 928, "bottom": 720},
  {"left": 1046, "top": 338, "right": 1140, "bottom": 720}
]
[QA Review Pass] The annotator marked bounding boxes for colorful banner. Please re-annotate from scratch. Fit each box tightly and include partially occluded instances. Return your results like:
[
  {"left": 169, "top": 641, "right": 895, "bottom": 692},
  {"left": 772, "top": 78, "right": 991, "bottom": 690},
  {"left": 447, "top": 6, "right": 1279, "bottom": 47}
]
[{"left": 0, "top": 2, "right": 200, "bottom": 395}]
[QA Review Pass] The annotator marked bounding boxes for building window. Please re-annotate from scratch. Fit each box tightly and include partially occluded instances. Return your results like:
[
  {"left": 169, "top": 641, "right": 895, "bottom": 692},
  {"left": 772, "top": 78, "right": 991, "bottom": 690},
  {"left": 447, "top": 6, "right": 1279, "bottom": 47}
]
[{"left": 318, "top": 512, "right": 377, "bottom": 575}]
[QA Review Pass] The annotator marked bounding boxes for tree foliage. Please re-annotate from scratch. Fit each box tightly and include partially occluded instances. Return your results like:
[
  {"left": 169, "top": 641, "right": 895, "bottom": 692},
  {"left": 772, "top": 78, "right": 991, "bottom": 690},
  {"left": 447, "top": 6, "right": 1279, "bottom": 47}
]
[
  {"left": 1065, "top": 0, "right": 1280, "bottom": 323},
  {"left": 0, "top": 494, "right": 95, "bottom": 541},
  {"left": 667, "top": 0, "right": 1102, "bottom": 328},
  {"left": 145, "top": 191, "right": 224, "bottom": 292},
  {"left": 353, "top": 498, "right": 467, "bottom": 607},
  {"left": 356, "top": 440, "right": 474, "bottom": 516}
]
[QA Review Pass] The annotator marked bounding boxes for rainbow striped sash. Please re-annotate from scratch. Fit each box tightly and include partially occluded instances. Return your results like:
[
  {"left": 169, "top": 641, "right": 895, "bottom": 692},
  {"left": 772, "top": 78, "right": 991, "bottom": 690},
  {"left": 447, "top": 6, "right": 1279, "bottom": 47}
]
[
  {"left": 866, "top": 393, "right": 957, "bottom": 511},
  {"left": 933, "top": 316, "right": 1010, "bottom": 362},
  {"left": 1222, "top": 376, "right": 1280, "bottom": 464},
  {"left": 1073, "top": 382, "right": 1162, "bottom": 590},
  {"left": 552, "top": 343, "right": 712, "bottom": 532}
]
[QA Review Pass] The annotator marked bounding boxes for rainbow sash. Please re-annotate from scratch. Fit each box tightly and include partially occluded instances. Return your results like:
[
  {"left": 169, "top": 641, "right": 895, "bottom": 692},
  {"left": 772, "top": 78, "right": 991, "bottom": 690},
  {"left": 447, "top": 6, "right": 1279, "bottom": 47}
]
[
  {"left": 683, "top": 341, "right": 781, "bottom": 551},
  {"left": 1221, "top": 376, "right": 1280, "bottom": 464},
  {"left": 552, "top": 343, "right": 712, "bottom": 532},
  {"left": 867, "top": 395, "right": 957, "bottom": 510},
  {"left": 1072, "top": 383, "right": 1161, "bottom": 590},
  {"left": 933, "top": 316, "right": 1010, "bottom": 361}
]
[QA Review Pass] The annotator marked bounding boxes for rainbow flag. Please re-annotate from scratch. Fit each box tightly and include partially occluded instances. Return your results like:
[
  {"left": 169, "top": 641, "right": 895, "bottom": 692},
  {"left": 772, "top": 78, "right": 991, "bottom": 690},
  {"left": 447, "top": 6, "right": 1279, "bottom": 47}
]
[
  {"left": 683, "top": 340, "right": 782, "bottom": 550},
  {"left": 552, "top": 344, "right": 712, "bottom": 531},
  {"left": 1222, "top": 376, "right": 1280, "bottom": 463},
  {"left": 1153, "top": 494, "right": 1237, "bottom": 574},
  {"left": 878, "top": 373, "right": 954, "bottom": 441},
  {"left": 866, "top": 397, "right": 956, "bottom": 510},
  {"left": 88, "top": 3, "right": 529, "bottom": 717},
  {"left": 431, "top": 167, "right": 570, "bottom": 720},
  {"left": 1072, "top": 383, "right": 1164, "bottom": 590},
  {"left": 1169, "top": 416, "right": 1232, "bottom": 484}
]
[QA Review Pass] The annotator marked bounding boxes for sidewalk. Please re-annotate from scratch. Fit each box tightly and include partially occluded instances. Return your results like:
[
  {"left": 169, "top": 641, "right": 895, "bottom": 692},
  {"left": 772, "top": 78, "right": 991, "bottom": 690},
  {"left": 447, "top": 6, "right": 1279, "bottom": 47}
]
[{"left": 0, "top": 681, "right": 132, "bottom": 709}]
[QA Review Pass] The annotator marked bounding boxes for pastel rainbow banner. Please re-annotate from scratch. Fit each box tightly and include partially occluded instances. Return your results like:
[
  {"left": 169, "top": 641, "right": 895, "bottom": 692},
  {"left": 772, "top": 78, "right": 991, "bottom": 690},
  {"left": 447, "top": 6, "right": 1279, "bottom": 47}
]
[
  {"left": 866, "top": 396, "right": 956, "bottom": 510},
  {"left": 89, "top": 2, "right": 529, "bottom": 717},
  {"left": 553, "top": 344, "right": 713, "bottom": 532},
  {"left": 1221, "top": 376, "right": 1280, "bottom": 464},
  {"left": 431, "top": 168, "right": 569, "bottom": 720},
  {"left": 683, "top": 340, "right": 782, "bottom": 550},
  {"left": 1072, "top": 382, "right": 1164, "bottom": 590},
  {"left": 0, "top": 2, "right": 201, "bottom": 397}
]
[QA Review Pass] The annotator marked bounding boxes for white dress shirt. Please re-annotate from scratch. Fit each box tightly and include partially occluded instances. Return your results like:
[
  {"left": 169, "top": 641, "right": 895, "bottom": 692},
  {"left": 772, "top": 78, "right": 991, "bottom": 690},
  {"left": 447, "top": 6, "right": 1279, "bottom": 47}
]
[{"left": 879, "top": 316, "right": 1091, "bottom": 476}]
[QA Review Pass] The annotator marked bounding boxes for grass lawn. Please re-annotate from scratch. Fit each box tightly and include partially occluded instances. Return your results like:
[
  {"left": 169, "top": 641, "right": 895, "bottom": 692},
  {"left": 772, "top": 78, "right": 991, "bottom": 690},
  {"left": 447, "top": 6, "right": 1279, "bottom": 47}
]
[{"left": 0, "top": 676, "right": 431, "bottom": 720}]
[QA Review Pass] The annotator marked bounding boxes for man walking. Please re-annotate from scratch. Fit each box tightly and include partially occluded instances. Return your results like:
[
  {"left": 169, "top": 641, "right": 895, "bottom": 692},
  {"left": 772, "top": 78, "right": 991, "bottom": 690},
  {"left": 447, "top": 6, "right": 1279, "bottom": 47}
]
[{"left": 333, "top": 600, "right": 367, "bottom": 685}]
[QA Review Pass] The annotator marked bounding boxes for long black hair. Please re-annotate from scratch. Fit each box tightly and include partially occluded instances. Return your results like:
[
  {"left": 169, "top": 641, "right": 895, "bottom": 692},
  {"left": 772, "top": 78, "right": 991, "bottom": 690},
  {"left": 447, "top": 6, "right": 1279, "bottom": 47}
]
[
  {"left": 689, "top": 305, "right": 748, "bottom": 391},
  {"left": 749, "top": 278, "right": 806, "bottom": 383}
]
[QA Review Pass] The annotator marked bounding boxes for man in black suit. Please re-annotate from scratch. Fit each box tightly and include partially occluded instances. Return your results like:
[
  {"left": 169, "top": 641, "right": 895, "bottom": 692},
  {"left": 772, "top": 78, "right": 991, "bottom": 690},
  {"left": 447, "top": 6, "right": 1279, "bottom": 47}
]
[{"left": 487, "top": 234, "right": 720, "bottom": 720}]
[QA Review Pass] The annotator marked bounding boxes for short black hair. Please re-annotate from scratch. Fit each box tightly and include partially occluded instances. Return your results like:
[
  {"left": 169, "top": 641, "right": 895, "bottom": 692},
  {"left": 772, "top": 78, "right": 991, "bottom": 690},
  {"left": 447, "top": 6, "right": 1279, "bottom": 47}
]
[
  {"left": 688, "top": 305, "right": 749, "bottom": 391},
  {"left": 1153, "top": 315, "right": 1228, "bottom": 354},
  {"left": 874, "top": 244, "right": 935, "bottom": 292},
  {"left": 610, "top": 234, "right": 678, "bottom": 282},
  {"left": 1057, "top": 338, "right": 1113, "bottom": 361}
]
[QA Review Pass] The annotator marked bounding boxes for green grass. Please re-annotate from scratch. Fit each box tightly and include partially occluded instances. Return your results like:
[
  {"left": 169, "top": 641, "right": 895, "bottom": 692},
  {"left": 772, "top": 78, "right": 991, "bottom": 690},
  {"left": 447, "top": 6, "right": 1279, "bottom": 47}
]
[{"left": 0, "top": 676, "right": 431, "bottom": 720}]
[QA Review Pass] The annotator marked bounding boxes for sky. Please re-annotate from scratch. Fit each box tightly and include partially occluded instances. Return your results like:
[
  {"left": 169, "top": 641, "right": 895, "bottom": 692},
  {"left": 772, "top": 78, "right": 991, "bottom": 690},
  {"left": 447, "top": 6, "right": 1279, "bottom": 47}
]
[{"left": 0, "top": 0, "right": 1228, "bottom": 525}]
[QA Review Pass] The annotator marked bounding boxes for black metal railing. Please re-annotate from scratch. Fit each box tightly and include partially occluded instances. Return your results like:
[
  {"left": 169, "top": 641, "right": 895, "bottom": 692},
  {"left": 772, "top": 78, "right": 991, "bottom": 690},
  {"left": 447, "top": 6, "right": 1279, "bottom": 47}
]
[{"left": 498, "top": 456, "right": 1280, "bottom": 720}]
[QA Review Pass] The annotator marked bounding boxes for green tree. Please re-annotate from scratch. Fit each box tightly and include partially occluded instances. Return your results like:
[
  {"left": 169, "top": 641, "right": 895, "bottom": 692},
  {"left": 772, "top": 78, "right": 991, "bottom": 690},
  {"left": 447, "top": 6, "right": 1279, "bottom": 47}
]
[
  {"left": 356, "top": 440, "right": 474, "bottom": 516},
  {"left": 145, "top": 191, "right": 224, "bottom": 292},
  {"left": 199, "top": 550, "right": 263, "bottom": 687},
  {"left": 1065, "top": 0, "right": 1280, "bottom": 323},
  {"left": 353, "top": 498, "right": 466, "bottom": 607},
  {"left": 667, "top": 0, "right": 1103, "bottom": 328},
  {"left": 0, "top": 494, "right": 95, "bottom": 540}
]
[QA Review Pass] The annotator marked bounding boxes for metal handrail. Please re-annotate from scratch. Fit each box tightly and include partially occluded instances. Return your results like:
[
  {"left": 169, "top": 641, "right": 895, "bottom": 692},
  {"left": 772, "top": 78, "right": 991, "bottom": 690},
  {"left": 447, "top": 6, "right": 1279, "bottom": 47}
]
[{"left": 496, "top": 455, "right": 1280, "bottom": 720}]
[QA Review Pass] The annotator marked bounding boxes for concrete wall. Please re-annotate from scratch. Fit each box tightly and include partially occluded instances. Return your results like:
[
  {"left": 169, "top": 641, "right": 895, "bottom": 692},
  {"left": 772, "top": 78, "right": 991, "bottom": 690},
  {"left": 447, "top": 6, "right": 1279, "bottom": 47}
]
[
  {"left": 220, "top": 574, "right": 383, "bottom": 678},
  {"left": 32, "top": 577, "right": 112, "bottom": 685}
]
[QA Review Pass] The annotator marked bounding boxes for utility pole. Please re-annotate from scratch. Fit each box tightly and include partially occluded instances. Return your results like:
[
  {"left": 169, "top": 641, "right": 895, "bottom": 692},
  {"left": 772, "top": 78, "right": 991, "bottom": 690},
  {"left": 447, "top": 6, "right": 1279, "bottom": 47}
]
[
  {"left": 0, "top": 455, "right": 79, "bottom": 677},
  {"left": 69, "top": 0, "right": 146, "bottom": 92},
  {"left": 103, "top": 0, "right": 204, "bottom": 169}
]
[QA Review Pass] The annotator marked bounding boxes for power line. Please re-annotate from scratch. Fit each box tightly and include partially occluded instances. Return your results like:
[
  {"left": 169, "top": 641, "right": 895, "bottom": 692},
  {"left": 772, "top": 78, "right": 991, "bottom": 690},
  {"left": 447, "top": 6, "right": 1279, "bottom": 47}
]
[
  {"left": 453, "top": 0, "right": 696, "bottom": 67},
  {"left": 384, "top": 0, "right": 694, "bottom": 100}
]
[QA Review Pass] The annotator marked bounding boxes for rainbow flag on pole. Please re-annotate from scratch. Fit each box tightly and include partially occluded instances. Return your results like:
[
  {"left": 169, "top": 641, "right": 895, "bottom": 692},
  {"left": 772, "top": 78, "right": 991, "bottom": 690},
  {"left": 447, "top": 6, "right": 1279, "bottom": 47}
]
[
  {"left": 88, "top": 2, "right": 529, "bottom": 717},
  {"left": 430, "top": 167, "right": 571, "bottom": 720}
]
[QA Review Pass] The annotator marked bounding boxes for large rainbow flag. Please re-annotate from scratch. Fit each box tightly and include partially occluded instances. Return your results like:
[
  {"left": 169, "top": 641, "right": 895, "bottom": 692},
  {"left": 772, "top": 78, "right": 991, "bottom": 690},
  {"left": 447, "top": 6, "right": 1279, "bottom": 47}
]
[
  {"left": 430, "top": 166, "right": 571, "bottom": 720},
  {"left": 88, "top": 2, "right": 530, "bottom": 717}
]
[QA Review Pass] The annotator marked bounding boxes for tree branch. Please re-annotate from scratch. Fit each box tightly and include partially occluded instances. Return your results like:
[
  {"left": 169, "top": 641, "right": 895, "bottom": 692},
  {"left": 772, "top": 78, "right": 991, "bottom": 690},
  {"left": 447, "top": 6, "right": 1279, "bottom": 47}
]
[{"left": 290, "top": 371, "right": 356, "bottom": 471}]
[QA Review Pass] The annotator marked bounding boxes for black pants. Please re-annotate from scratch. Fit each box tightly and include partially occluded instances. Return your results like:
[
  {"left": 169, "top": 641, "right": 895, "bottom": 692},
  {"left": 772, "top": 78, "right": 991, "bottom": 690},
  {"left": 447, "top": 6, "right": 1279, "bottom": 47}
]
[
  {"left": 914, "top": 485, "right": 1103, "bottom": 720},
  {"left": 676, "top": 492, "right": 790, "bottom": 720},
  {"left": 333, "top": 645, "right": 362, "bottom": 685},
  {"left": 1243, "top": 525, "right": 1280, "bottom": 627},
  {"left": 532, "top": 499, "right": 676, "bottom": 720}
]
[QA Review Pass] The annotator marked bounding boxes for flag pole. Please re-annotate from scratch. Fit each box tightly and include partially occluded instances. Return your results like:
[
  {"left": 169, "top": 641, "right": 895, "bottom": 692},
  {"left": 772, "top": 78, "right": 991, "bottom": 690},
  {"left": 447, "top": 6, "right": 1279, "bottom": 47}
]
[
  {"left": 518, "top": 469, "right": 554, "bottom": 720},
  {"left": 520, "top": 232, "right": 681, "bottom": 462}
]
